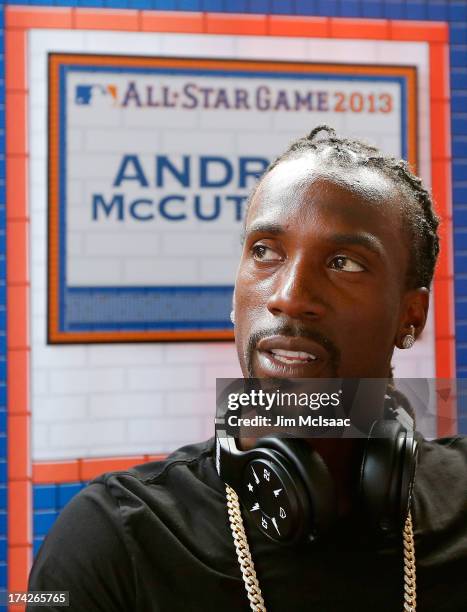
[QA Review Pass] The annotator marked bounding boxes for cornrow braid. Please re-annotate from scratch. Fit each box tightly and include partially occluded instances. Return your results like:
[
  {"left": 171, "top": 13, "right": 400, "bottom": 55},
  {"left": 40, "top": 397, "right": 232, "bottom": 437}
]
[{"left": 247, "top": 125, "right": 440, "bottom": 290}]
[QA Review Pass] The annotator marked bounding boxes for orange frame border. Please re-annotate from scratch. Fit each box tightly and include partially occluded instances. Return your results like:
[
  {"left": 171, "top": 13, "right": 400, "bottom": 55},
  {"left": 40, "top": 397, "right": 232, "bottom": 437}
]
[
  {"left": 5, "top": 7, "right": 454, "bottom": 603},
  {"left": 47, "top": 52, "right": 417, "bottom": 344}
]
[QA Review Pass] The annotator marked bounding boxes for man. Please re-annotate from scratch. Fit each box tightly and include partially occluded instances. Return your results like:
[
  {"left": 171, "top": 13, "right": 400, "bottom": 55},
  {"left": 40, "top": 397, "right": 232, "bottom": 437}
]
[{"left": 28, "top": 127, "right": 467, "bottom": 611}]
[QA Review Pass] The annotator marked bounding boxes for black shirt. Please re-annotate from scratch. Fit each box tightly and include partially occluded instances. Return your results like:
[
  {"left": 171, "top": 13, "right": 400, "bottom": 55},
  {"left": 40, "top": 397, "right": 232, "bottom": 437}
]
[{"left": 28, "top": 436, "right": 467, "bottom": 611}]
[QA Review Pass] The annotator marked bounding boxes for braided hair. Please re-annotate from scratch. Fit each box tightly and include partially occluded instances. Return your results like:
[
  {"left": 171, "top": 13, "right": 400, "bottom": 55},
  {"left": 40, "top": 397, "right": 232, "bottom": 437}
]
[
  {"left": 247, "top": 125, "right": 440, "bottom": 290},
  {"left": 245, "top": 125, "right": 441, "bottom": 425}
]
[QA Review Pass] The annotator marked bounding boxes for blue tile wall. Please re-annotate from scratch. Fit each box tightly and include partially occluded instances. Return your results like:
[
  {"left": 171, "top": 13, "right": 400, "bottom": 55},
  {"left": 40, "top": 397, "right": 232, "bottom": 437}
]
[{"left": 1, "top": 0, "right": 466, "bottom": 601}]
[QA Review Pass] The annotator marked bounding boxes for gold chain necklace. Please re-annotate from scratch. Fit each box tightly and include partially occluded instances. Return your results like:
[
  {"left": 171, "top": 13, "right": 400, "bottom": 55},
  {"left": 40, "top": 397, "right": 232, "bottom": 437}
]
[{"left": 225, "top": 484, "right": 417, "bottom": 612}]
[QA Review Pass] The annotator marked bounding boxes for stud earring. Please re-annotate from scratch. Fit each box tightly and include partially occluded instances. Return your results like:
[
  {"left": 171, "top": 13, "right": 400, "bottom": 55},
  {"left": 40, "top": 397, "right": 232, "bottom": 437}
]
[
  {"left": 230, "top": 310, "right": 235, "bottom": 325},
  {"left": 402, "top": 325, "right": 416, "bottom": 349}
]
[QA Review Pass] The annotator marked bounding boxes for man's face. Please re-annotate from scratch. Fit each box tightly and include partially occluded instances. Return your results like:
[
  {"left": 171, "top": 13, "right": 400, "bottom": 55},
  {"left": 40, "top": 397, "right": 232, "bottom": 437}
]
[{"left": 234, "top": 153, "right": 412, "bottom": 379}]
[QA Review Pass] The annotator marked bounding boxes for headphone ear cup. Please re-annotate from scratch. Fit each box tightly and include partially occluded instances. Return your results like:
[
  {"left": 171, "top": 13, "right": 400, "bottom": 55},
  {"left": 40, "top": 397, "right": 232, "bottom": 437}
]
[
  {"left": 359, "top": 420, "right": 407, "bottom": 536},
  {"left": 258, "top": 437, "right": 337, "bottom": 539}
]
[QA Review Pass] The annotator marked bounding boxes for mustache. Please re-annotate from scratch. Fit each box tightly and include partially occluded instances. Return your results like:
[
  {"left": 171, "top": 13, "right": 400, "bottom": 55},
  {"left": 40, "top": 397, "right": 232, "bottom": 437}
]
[{"left": 246, "top": 321, "right": 340, "bottom": 377}]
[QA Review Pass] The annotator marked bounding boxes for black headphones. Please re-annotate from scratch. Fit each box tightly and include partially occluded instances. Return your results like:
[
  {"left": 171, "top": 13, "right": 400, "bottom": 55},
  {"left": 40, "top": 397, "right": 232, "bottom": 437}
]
[{"left": 215, "top": 420, "right": 419, "bottom": 546}]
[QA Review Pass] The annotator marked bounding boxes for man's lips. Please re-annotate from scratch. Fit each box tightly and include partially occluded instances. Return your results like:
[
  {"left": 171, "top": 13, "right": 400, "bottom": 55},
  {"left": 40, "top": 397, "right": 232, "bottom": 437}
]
[
  {"left": 257, "top": 335, "right": 330, "bottom": 361},
  {"left": 255, "top": 335, "right": 331, "bottom": 375}
]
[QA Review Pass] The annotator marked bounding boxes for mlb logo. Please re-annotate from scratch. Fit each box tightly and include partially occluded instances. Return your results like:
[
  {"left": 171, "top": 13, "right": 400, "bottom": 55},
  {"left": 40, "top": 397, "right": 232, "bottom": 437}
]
[{"left": 75, "top": 84, "right": 117, "bottom": 105}]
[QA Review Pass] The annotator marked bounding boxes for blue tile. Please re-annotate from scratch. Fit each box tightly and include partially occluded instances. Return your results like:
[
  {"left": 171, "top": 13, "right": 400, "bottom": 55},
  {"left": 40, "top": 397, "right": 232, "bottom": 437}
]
[
  {"left": 456, "top": 319, "right": 467, "bottom": 340},
  {"left": 0, "top": 439, "right": 5, "bottom": 460},
  {"left": 449, "top": 1, "right": 467, "bottom": 22},
  {"left": 454, "top": 232, "right": 467, "bottom": 251},
  {"left": 453, "top": 114, "right": 467, "bottom": 136},
  {"left": 205, "top": 0, "right": 225, "bottom": 9},
  {"left": 455, "top": 253, "right": 467, "bottom": 273},
  {"left": 339, "top": 0, "right": 359, "bottom": 17},
  {"left": 456, "top": 301, "right": 467, "bottom": 321},
  {"left": 406, "top": 0, "right": 426, "bottom": 19},
  {"left": 455, "top": 286, "right": 467, "bottom": 306},
  {"left": 33, "top": 485, "right": 57, "bottom": 511},
  {"left": 225, "top": 0, "right": 246, "bottom": 10},
  {"left": 315, "top": 0, "right": 338, "bottom": 17},
  {"left": 0, "top": 539, "right": 6, "bottom": 563},
  {"left": 104, "top": 0, "right": 128, "bottom": 6},
  {"left": 294, "top": 0, "right": 316, "bottom": 15},
  {"left": 451, "top": 25, "right": 467, "bottom": 45},
  {"left": 33, "top": 511, "right": 59, "bottom": 537},
  {"left": 456, "top": 346, "right": 467, "bottom": 367},
  {"left": 427, "top": 1, "right": 448, "bottom": 21},
  {"left": 452, "top": 93, "right": 467, "bottom": 114},
  {"left": 450, "top": 47, "right": 467, "bottom": 69},
  {"left": 452, "top": 70, "right": 467, "bottom": 91},
  {"left": 0, "top": 487, "right": 6, "bottom": 511},
  {"left": 76, "top": 0, "right": 104, "bottom": 5},
  {"left": 0, "top": 513, "right": 5, "bottom": 537},
  {"left": 0, "top": 387, "right": 6, "bottom": 408},
  {"left": 57, "top": 483, "right": 84, "bottom": 509},
  {"left": 453, "top": 162, "right": 467, "bottom": 182},
  {"left": 128, "top": 0, "right": 152, "bottom": 7},
  {"left": 384, "top": 1, "right": 405, "bottom": 19},
  {"left": 177, "top": 0, "right": 200, "bottom": 8},
  {"left": 154, "top": 0, "right": 177, "bottom": 7},
  {"left": 0, "top": 413, "right": 4, "bottom": 437},
  {"left": 0, "top": 568, "right": 6, "bottom": 593},
  {"left": 455, "top": 206, "right": 467, "bottom": 227},
  {"left": 271, "top": 0, "right": 293, "bottom": 14},
  {"left": 454, "top": 186, "right": 467, "bottom": 205},
  {"left": 0, "top": 462, "right": 6, "bottom": 485},
  {"left": 453, "top": 140, "right": 467, "bottom": 157}
]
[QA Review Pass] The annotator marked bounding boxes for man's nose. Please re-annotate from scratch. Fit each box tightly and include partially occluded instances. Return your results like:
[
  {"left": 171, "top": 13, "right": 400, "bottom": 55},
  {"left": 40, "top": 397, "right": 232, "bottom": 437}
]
[{"left": 266, "top": 257, "right": 326, "bottom": 321}]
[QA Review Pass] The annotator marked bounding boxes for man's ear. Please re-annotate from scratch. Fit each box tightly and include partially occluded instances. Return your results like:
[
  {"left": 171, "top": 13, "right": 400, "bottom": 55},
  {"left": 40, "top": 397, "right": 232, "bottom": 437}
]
[{"left": 395, "top": 287, "right": 430, "bottom": 348}]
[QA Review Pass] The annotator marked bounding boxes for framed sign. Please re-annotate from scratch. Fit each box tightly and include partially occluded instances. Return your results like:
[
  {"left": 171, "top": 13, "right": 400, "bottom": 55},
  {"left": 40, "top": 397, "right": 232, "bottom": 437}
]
[{"left": 48, "top": 53, "right": 417, "bottom": 343}]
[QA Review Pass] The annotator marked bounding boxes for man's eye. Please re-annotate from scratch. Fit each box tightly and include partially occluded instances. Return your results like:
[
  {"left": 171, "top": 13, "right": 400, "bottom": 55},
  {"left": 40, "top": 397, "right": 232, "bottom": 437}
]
[
  {"left": 252, "top": 244, "right": 281, "bottom": 262},
  {"left": 329, "top": 256, "right": 365, "bottom": 272}
]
